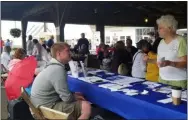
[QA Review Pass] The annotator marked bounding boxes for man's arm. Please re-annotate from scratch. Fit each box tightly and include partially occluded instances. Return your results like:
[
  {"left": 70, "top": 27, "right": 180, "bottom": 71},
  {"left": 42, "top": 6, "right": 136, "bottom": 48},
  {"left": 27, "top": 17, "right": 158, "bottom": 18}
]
[
  {"left": 160, "top": 56, "right": 187, "bottom": 68},
  {"left": 51, "top": 68, "right": 75, "bottom": 103},
  {"left": 160, "top": 37, "right": 187, "bottom": 68}
]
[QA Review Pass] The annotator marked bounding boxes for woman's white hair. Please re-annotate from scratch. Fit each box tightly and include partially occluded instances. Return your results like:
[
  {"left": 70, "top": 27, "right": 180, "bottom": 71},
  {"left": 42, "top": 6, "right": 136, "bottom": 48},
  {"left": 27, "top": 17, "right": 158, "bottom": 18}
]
[{"left": 156, "top": 15, "right": 178, "bottom": 31}]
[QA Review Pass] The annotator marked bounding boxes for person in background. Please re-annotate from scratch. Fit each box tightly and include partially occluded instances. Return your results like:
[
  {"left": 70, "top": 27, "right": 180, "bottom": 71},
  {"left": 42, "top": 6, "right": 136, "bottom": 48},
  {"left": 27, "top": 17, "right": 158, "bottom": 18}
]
[
  {"left": 101, "top": 47, "right": 112, "bottom": 71},
  {"left": 156, "top": 15, "right": 187, "bottom": 89},
  {"left": 111, "top": 41, "right": 132, "bottom": 75},
  {"left": 97, "top": 44, "right": 106, "bottom": 63},
  {"left": 144, "top": 38, "right": 162, "bottom": 82},
  {"left": 125, "top": 38, "right": 138, "bottom": 59},
  {"left": 75, "top": 33, "right": 90, "bottom": 55},
  {"left": 8, "top": 48, "right": 26, "bottom": 71},
  {"left": 31, "top": 42, "right": 91, "bottom": 119},
  {"left": 32, "top": 39, "right": 42, "bottom": 61},
  {"left": 132, "top": 40, "right": 151, "bottom": 79},
  {"left": 97, "top": 45, "right": 112, "bottom": 71},
  {"left": 47, "top": 35, "right": 54, "bottom": 49},
  {"left": 5, "top": 39, "right": 11, "bottom": 47},
  {"left": 40, "top": 38, "right": 47, "bottom": 50},
  {"left": 96, "top": 43, "right": 105, "bottom": 55},
  {"left": 148, "top": 32, "right": 155, "bottom": 45},
  {"left": 26, "top": 35, "right": 34, "bottom": 55},
  {"left": 0, "top": 37, "right": 4, "bottom": 53},
  {"left": 1, "top": 46, "right": 12, "bottom": 70}
]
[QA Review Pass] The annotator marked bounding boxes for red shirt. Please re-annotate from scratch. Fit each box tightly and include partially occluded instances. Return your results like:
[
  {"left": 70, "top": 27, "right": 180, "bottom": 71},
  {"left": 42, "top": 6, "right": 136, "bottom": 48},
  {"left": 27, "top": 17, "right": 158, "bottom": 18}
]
[
  {"left": 0, "top": 40, "right": 4, "bottom": 48},
  {"left": 96, "top": 47, "right": 101, "bottom": 55}
]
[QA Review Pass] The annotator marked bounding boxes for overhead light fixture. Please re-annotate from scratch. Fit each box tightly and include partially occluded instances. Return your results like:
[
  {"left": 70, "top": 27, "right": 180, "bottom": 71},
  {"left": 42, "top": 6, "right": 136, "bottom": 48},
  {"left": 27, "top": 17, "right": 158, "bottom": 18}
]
[
  {"left": 145, "top": 18, "right": 148, "bottom": 23},
  {"left": 94, "top": 8, "right": 97, "bottom": 14}
]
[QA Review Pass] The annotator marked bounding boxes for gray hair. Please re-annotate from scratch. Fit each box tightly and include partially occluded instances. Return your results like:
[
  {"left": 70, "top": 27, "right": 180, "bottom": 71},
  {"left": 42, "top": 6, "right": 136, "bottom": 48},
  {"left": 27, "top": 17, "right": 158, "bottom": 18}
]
[{"left": 156, "top": 15, "right": 178, "bottom": 31}]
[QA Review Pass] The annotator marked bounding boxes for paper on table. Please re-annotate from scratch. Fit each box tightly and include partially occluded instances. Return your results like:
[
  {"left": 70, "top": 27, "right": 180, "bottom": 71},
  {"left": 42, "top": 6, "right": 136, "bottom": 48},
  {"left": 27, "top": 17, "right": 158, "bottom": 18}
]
[
  {"left": 112, "top": 77, "right": 144, "bottom": 85},
  {"left": 141, "top": 90, "right": 149, "bottom": 95},
  {"left": 181, "top": 90, "right": 187, "bottom": 99},
  {"left": 153, "top": 86, "right": 171, "bottom": 94},
  {"left": 68, "top": 60, "right": 79, "bottom": 78},
  {"left": 157, "top": 98, "right": 172, "bottom": 104},
  {"left": 125, "top": 92, "right": 139, "bottom": 96},
  {"left": 119, "top": 89, "right": 138, "bottom": 93},
  {"left": 78, "top": 76, "right": 108, "bottom": 84},
  {"left": 80, "top": 61, "right": 87, "bottom": 78},
  {"left": 105, "top": 72, "right": 115, "bottom": 75},
  {"left": 67, "top": 71, "right": 72, "bottom": 75},
  {"left": 143, "top": 81, "right": 161, "bottom": 88},
  {"left": 98, "top": 83, "right": 117, "bottom": 88},
  {"left": 108, "top": 85, "right": 127, "bottom": 91}
]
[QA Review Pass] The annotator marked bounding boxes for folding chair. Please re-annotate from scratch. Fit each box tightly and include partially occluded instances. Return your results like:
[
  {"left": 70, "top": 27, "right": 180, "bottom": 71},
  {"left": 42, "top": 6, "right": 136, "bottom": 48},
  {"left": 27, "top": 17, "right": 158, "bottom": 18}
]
[{"left": 20, "top": 87, "right": 69, "bottom": 119}]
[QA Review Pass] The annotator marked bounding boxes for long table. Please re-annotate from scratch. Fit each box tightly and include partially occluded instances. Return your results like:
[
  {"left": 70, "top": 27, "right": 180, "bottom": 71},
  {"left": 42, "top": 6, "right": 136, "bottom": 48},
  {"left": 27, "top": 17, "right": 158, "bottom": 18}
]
[
  {"left": 26, "top": 70, "right": 187, "bottom": 119},
  {"left": 67, "top": 71, "right": 187, "bottom": 119}
]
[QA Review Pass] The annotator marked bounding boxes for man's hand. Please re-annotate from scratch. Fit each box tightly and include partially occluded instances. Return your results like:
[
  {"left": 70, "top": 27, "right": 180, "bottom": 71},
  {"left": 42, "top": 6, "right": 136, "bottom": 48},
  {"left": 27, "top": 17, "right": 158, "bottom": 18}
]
[{"left": 74, "top": 93, "right": 85, "bottom": 101}]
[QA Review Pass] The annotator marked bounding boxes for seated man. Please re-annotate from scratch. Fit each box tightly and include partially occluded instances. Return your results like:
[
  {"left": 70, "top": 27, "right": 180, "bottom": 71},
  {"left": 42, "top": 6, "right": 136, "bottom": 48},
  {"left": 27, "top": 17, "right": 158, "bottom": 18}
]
[{"left": 30, "top": 42, "right": 91, "bottom": 119}]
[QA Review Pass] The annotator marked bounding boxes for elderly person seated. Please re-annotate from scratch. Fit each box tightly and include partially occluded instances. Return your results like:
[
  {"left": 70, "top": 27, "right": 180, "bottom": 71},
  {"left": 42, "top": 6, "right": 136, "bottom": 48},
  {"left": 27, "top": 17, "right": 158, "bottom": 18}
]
[
  {"left": 156, "top": 15, "right": 187, "bottom": 89},
  {"left": 8, "top": 48, "right": 26, "bottom": 71}
]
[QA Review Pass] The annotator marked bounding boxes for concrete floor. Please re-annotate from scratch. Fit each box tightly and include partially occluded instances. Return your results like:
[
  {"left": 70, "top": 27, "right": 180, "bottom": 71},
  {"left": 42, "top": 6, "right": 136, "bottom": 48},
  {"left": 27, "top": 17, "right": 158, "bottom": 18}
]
[{"left": 1, "top": 87, "right": 8, "bottom": 119}]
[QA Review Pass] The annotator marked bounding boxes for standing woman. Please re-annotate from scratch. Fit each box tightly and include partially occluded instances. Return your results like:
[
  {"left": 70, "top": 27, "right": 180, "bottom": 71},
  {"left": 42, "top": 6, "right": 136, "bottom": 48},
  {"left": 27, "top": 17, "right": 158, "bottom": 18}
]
[
  {"left": 132, "top": 40, "right": 151, "bottom": 79},
  {"left": 156, "top": 15, "right": 187, "bottom": 89}
]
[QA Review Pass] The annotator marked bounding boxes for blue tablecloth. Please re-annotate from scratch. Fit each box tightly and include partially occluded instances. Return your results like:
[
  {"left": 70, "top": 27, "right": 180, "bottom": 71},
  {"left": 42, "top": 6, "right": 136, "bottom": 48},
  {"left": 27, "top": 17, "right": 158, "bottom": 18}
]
[{"left": 26, "top": 71, "right": 187, "bottom": 119}]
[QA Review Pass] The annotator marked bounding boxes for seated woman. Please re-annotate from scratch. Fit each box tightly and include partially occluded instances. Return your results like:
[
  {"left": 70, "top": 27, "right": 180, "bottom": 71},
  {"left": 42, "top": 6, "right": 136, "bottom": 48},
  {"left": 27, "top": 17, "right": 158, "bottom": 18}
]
[
  {"left": 132, "top": 40, "right": 151, "bottom": 79},
  {"left": 156, "top": 15, "right": 187, "bottom": 89},
  {"left": 144, "top": 37, "right": 162, "bottom": 82},
  {"left": 8, "top": 48, "right": 26, "bottom": 71}
]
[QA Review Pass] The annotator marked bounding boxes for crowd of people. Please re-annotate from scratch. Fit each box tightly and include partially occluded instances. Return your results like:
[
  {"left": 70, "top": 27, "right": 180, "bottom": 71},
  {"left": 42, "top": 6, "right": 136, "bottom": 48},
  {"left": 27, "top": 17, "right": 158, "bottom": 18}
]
[
  {"left": 1, "top": 14, "right": 187, "bottom": 119},
  {"left": 96, "top": 15, "right": 187, "bottom": 90}
]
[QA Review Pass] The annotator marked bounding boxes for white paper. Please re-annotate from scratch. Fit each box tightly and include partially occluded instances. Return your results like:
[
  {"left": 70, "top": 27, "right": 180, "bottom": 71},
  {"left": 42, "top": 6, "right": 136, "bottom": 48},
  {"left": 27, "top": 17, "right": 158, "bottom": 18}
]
[
  {"left": 80, "top": 61, "right": 87, "bottom": 78},
  {"left": 78, "top": 76, "right": 108, "bottom": 84},
  {"left": 105, "top": 72, "right": 115, "bottom": 75},
  {"left": 112, "top": 77, "right": 144, "bottom": 85},
  {"left": 108, "top": 85, "right": 127, "bottom": 91},
  {"left": 181, "top": 91, "right": 187, "bottom": 99},
  {"left": 125, "top": 92, "right": 139, "bottom": 96},
  {"left": 69, "top": 60, "right": 79, "bottom": 78},
  {"left": 153, "top": 86, "right": 171, "bottom": 94},
  {"left": 141, "top": 90, "right": 149, "bottom": 95},
  {"left": 119, "top": 89, "right": 138, "bottom": 93},
  {"left": 143, "top": 81, "right": 161, "bottom": 89},
  {"left": 67, "top": 71, "right": 72, "bottom": 74},
  {"left": 98, "top": 83, "right": 117, "bottom": 88},
  {"left": 157, "top": 98, "right": 172, "bottom": 104}
]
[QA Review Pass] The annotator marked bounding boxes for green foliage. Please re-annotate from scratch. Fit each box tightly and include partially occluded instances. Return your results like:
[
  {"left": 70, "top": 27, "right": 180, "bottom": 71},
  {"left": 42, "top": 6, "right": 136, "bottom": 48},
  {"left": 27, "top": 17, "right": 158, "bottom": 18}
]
[{"left": 10, "top": 28, "right": 21, "bottom": 38}]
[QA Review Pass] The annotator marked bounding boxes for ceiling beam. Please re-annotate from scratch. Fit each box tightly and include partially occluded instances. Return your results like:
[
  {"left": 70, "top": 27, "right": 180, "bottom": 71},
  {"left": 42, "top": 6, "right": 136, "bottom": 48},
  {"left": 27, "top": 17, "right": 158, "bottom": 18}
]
[{"left": 22, "top": 3, "right": 54, "bottom": 19}]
